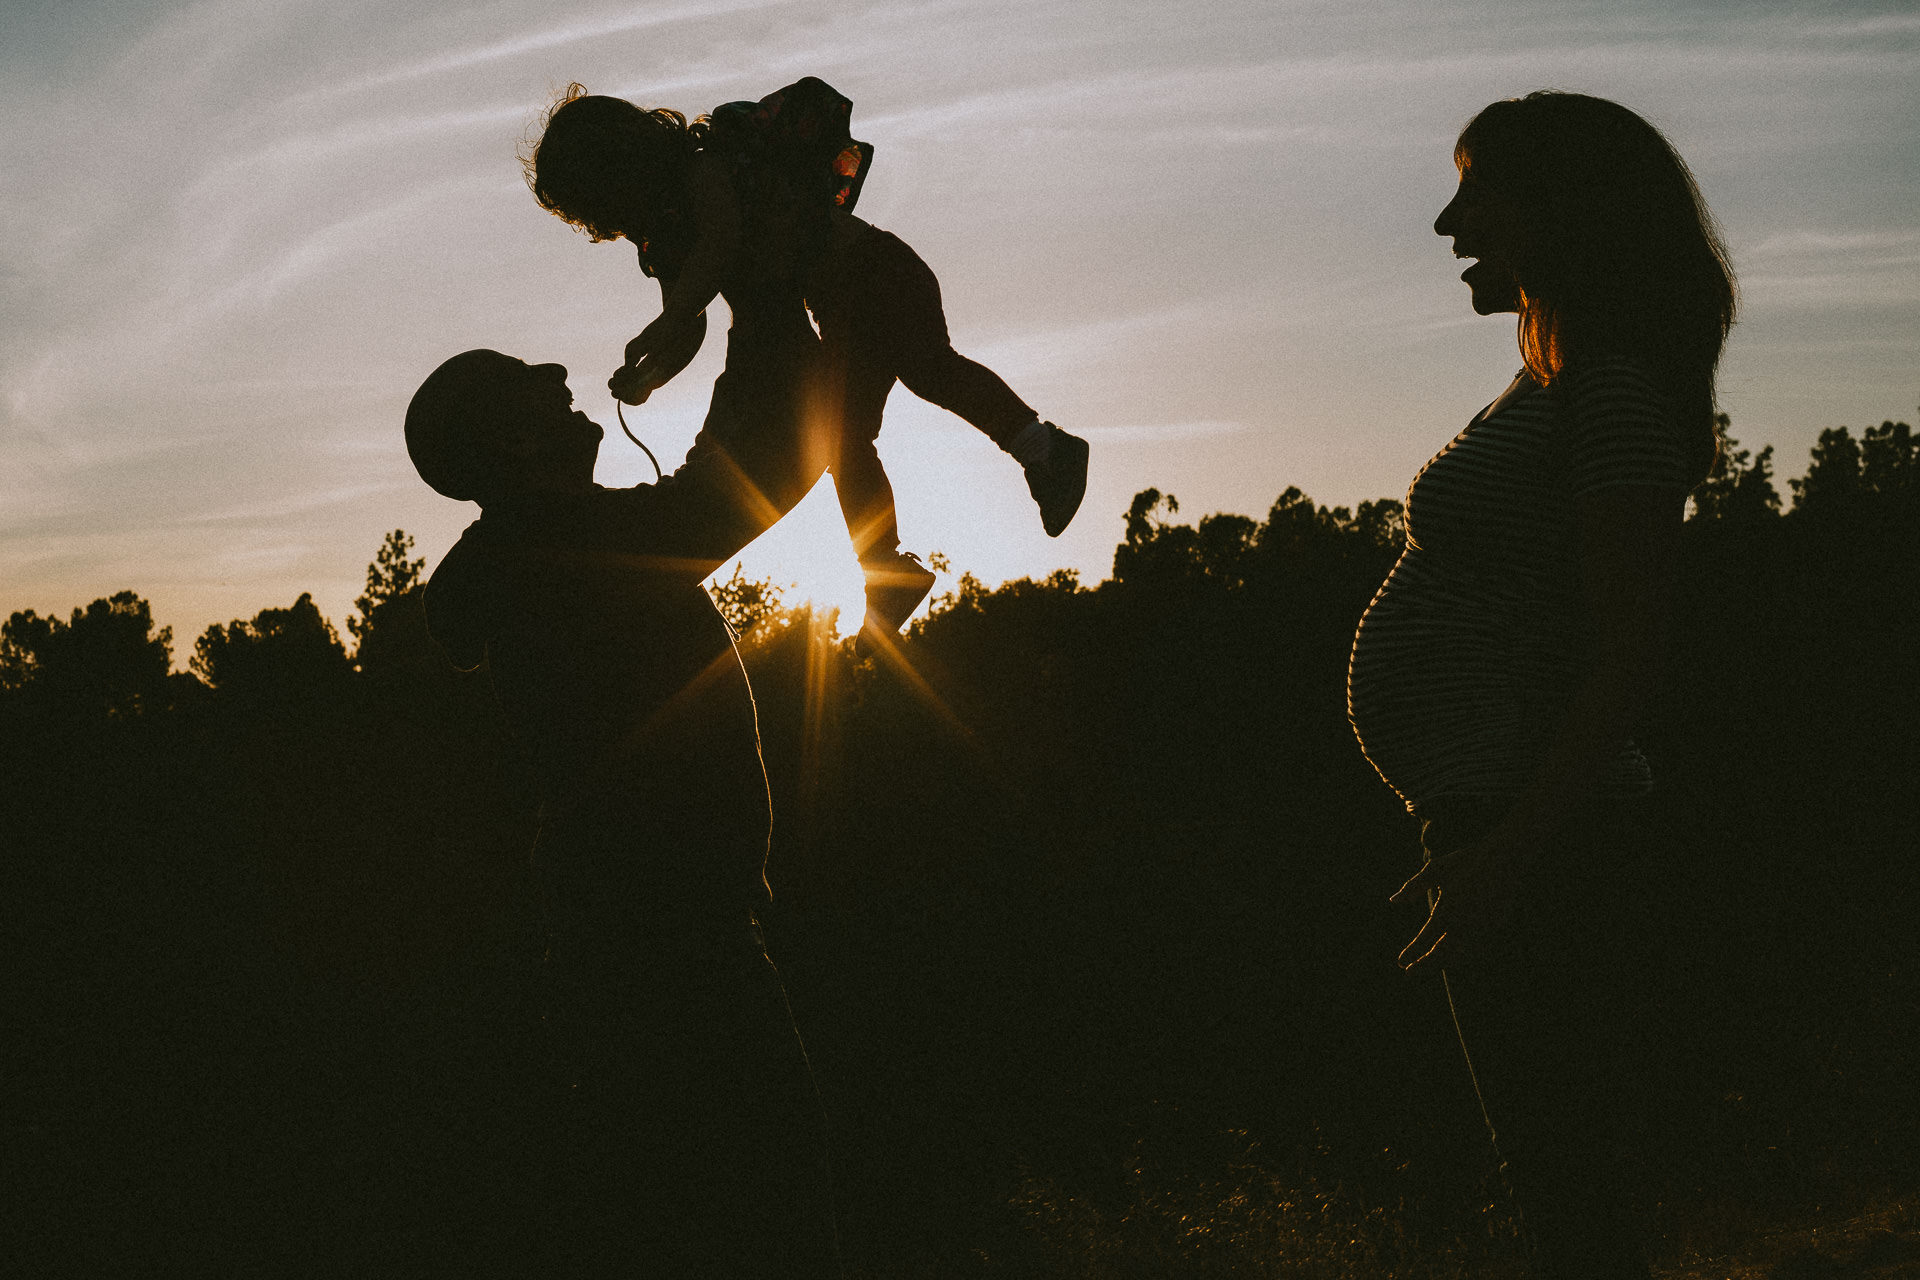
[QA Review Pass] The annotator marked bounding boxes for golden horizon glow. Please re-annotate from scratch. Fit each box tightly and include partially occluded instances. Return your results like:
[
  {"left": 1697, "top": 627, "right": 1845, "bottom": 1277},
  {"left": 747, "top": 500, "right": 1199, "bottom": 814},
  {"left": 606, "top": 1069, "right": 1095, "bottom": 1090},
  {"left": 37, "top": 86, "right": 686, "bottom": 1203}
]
[
  {"left": 701, "top": 476, "right": 872, "bottom": 638},
  {"left": 4, "top": 2, "right": 1914, "bottom": 644}
]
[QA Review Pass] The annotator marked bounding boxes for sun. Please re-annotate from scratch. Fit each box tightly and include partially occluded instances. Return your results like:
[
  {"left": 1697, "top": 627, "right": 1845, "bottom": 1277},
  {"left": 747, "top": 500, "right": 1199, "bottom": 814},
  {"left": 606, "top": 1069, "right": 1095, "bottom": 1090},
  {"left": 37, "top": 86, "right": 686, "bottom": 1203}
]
[{"left": 703, "top": 476, "right": 870, "bottom": 636}]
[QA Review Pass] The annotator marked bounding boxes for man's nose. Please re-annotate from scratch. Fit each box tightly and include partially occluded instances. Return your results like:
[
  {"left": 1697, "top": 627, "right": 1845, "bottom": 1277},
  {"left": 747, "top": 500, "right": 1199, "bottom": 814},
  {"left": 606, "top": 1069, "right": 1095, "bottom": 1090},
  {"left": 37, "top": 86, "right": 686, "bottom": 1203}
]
[{"left": 533, "top": 362, "right": 568, "bottom": 383}]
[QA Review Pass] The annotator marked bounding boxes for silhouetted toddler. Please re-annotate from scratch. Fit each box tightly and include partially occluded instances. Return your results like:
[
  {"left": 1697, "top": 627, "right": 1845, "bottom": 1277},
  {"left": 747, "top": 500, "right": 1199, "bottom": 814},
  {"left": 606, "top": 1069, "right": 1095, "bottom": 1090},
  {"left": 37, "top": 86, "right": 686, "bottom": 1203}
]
[{"left": 524, "top": 76, "right": 1090, "bottom": 638}]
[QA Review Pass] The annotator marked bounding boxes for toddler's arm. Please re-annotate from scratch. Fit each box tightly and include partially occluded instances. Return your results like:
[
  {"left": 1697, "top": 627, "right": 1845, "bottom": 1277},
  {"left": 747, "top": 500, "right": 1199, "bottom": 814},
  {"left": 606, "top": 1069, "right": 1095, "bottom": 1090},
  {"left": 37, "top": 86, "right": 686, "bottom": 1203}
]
[
  {"left": 611, "top": 156, "right": 738, "bottom": 403},
  {"left": 612, "top": 284, "right": 707, "bottom": 404}
]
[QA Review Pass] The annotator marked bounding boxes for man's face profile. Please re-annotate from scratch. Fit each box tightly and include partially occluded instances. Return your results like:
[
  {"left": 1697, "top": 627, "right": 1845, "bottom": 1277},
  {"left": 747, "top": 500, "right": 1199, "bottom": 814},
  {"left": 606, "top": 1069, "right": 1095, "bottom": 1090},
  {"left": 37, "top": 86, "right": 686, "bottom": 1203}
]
[
  {"left": 409, "top": 350, "right": 605, "bottom": 500},
  {"left": 475, "top": 354, "right": 604, "bottom": 476}
]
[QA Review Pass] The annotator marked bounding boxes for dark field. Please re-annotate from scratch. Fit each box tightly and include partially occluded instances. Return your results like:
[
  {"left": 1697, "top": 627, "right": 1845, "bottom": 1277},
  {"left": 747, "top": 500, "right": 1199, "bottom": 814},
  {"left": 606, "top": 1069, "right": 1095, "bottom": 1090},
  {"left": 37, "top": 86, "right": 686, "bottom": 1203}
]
[{"left": 6, "top": 419, "right": 1916, "bottom": 1275}]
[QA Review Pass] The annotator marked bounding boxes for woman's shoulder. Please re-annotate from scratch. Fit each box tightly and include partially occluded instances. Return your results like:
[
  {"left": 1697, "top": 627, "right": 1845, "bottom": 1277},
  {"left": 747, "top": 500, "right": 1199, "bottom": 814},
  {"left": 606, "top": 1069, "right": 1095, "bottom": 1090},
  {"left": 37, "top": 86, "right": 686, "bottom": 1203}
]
[
  {"left": 1550, "top": 354, "right": 1689, "bottom": 491},
  {"left": 1553, "top": 352, "right": 1668, "bottom": 407}
]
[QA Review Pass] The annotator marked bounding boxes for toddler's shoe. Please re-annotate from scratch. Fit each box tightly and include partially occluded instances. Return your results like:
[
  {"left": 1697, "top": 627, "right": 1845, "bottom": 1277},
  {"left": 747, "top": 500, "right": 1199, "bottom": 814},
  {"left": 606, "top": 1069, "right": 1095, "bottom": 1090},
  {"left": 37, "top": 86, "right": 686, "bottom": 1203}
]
[
  {"left": 861, "top": 550, "right": 937, "bottom": 639},
  {"left": 1024, "top": 425, "right": 1089, "bottom": 537}
]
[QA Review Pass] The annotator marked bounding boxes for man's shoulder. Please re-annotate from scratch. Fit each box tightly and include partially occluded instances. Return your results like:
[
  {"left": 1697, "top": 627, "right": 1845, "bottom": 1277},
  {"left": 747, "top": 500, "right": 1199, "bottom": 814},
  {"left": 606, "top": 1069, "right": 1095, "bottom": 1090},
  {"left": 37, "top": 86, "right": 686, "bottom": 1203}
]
[
  {"left": 422, "top": 518, "right": 501, "bottom": 671},
  {"left": 477, "top": 482, "right": 667, "bottom": 536}
]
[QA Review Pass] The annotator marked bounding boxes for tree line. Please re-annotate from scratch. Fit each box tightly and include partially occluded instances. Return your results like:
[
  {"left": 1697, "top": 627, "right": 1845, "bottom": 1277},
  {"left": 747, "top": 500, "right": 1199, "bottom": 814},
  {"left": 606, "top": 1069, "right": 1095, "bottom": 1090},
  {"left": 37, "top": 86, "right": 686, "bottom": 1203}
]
[{"left": 4, "top": 415, "right": 1915, "bottom": 1276}]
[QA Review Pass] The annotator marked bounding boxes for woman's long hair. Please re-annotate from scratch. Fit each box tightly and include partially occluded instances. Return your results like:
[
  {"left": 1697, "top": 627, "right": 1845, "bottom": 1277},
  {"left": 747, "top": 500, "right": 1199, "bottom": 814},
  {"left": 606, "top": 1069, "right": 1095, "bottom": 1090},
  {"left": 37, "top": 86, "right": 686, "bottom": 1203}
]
[
  {"left": 1457, "top": 92, "right": 1736, "bottom": 484},
  {"left": 522, "top": 84, "right": 709, "bottom": 243}
]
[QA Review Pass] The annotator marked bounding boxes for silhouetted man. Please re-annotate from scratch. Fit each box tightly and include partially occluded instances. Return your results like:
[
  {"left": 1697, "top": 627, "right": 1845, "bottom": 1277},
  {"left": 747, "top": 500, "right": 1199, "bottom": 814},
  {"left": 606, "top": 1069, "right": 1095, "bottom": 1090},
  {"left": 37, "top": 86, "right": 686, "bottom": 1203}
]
[{"left": 406, "top": 349, "right": 838, "bottom": 1276}]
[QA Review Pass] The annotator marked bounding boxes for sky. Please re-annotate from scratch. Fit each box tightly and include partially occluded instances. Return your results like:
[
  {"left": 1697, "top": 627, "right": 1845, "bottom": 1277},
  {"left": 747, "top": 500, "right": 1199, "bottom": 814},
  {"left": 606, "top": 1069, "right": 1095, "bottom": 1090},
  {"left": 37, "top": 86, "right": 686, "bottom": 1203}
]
[{"left": 3, "top": 0, "right": 1916, "bottom": 647}]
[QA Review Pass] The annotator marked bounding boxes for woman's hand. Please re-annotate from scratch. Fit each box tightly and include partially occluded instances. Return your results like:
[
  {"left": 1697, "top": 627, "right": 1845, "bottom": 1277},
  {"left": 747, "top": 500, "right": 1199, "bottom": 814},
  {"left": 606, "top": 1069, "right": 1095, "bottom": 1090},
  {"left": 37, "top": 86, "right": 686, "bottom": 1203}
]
[
  {"left": 1391, "top": 484, "right": 1682, "bottom": 971},
  {"left": 1390, "top": 821, "right": 1534, "bottom": 969}
]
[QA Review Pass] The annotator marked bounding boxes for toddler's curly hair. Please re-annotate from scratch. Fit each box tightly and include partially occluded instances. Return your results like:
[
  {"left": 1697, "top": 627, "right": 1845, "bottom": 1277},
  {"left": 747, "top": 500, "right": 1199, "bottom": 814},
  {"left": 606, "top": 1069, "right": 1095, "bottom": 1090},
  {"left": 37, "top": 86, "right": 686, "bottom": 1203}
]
[{"left": 522, "top": 84, "right": 708, "bottom": 242}]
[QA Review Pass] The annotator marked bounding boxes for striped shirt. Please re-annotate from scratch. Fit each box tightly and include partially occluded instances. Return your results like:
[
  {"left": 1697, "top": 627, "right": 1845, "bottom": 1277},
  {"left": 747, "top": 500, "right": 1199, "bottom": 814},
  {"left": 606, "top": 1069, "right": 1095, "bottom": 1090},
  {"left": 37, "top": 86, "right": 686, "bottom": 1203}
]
[{"left": 1347, "top": 358, "right": 1688, "bottom": 812}]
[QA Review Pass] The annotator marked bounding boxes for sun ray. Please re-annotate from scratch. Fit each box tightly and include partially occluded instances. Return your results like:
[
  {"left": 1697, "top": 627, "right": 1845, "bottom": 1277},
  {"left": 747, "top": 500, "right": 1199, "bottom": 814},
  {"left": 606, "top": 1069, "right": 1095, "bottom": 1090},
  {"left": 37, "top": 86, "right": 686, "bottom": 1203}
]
[
  {"left": 797, "top": 604, "right": 837, "bottom": 817},
  {"left": 854, "top": 623, "right": 993, "bottom": 774},
  {"left": 612, "top": 641, "right": 758, "bottom": 761},
  {"left": 702, "top": 478, "right": 867, "bottom": 636}
]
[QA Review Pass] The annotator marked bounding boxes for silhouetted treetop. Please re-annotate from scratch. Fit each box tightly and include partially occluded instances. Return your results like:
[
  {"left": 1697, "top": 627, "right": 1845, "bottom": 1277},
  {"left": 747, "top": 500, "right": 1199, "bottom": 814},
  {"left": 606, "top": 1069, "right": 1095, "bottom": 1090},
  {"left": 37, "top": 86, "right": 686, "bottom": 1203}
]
[
  {"left": 708, "top": 566, "right": 793, "bottom": 639},
  {"left": 0, "top": 590, "right": 172, "bottom": 716},
  {"left": 348, "top": 530, "right": 426, "bottom": 652},
  {"left": 193, "top": 592, "right": 349, "bottom": 696},
  {"left": 1793, "top": 426, "right": 1866, "bottom": 515},
  {"left": 1114, "top": 489, "right": 1259, "bottom": 590},
  {"left": 1789, "top": 417, "right": 1917, "bottom": 519},
  {"left": 1859, "top": 418, "right": 1917, "bottom": 504},
  {"left": 1690, "top": 415, "right": 1782, "bottom": 523},
  {"left": 1113, "top": 488, "right": 1405, "bottom": 596}
]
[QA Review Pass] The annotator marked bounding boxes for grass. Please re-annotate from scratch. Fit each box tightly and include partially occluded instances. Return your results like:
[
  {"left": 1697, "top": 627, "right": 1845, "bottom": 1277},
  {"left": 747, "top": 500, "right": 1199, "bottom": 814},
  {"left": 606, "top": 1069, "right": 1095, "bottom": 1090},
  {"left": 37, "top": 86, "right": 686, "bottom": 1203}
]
[{"left": 970, "top": 1121, "right": 1920, "bottom": 1280}]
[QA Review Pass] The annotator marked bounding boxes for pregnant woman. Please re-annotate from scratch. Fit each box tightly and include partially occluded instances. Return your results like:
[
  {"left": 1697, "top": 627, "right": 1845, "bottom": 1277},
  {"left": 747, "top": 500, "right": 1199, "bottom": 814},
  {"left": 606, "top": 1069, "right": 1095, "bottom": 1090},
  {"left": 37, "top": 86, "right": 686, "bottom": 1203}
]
[{"left": 1348, "top": 91, "right": 1735, "bottom": 1279}]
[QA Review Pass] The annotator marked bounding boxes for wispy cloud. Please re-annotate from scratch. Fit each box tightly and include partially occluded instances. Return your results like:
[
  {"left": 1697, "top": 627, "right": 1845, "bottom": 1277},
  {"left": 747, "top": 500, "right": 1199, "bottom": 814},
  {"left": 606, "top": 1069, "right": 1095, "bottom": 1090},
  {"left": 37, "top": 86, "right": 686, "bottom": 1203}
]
[
  {"left": 190, "top": 104, "right": 533, "bottom": 196},
  {"left": 4, "top": 0, "right": 1918, "bottom": 635},
  {"left": 1736, "top": 227, "right": 1920, "bottom": 309},
  {"left": 1087, "top": 420, "right": 1248, "bottom": 442},
  {"left": 284, "top": 0, "right": 798, "bottom": 105},
  {"left": 186, "top": 480, "right": 402, "bottom": 527},
  {"left": 973, "top": 300, "right": 1227, "bottom": 375},
  {"left": 1743, "top": 228, "right": 1920, "bottom": 263},
  {"left": 1797, "top": 14, "right": 1920, "bottom": 39},
  {"left": 1740, "top": 271, "right": 1920, "bottom": 310}
]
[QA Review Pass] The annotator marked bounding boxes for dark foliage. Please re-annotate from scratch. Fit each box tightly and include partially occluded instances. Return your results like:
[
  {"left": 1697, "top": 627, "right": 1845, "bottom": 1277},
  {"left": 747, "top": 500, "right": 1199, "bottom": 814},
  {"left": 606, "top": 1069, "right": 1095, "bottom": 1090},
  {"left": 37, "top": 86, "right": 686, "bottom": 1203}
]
[
  {"left": 348, "top": 529, "right": 427, "bottom": 652},
  {"left": 1, "top": 590, "right": 173, "bottom": 717},
  {"left": 4, "top": 415, "right": 1915, "bottom": 1275},
  {"left": 192, "top": 591, "right": 353, "bottom": 698}
]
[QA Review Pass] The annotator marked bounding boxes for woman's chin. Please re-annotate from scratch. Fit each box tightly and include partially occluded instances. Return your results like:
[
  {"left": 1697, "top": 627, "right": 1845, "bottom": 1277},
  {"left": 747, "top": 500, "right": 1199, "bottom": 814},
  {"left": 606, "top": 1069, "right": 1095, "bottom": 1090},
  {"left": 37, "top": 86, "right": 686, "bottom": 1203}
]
[
  {"left": 1467, "top": 283, "right": 1521, "bottom": 315},
  {"left": 1459, "top": 260, "right": 1520, "bottom": 314}
]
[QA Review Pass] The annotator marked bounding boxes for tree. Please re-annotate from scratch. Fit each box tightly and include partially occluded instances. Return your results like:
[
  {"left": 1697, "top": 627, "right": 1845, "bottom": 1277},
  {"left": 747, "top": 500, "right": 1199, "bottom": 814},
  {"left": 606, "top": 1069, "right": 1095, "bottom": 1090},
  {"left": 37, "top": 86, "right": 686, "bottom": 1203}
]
[
  {"left": 1114, "top": 490, "right": 1258, "bottom": 588},
  {"left": 349, "top": 530, "right": 450, "bottom": 680},
  {"left": 1789, "top": 426, "right": 1865, "bottom": 516},
  {"left": 1254, "top": 487, "right": 1405, "bottom": 571},
  {"left": 1350, "top": 497, "right": 1407, "bottom": 553},
  {"left": 348, "top": 530, "right": 426, "bottom": 650},
  {"left": 0, "top": 591, "right": 173, "bottom": 716},
  {"left": 1690, "top": 415, "right": 1781, "bottom": 523},
  {"left": 1858, "top": 417, "right": 1917, "bottom": 509},
  {"left": 193, "top": 593, "right": 349, "bottom": 695},
  {"left": 1113, "top": 487, "right": 1405, "bottom": 596},
  {"left": 1787, "top": 417, "right": 1919, "bottom": 520},
  {"left": 708, "top": 566, "right": 792, "bottom": 637}
]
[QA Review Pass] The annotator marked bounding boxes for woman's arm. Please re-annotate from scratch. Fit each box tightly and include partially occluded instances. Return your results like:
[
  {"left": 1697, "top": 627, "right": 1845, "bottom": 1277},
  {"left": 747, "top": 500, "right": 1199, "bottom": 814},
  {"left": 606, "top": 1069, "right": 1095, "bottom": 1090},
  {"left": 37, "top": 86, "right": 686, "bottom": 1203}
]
[
  {"left": 1497, "top": 484, "right": 1679, "bottom": 836},
  {"left": 1393, "top": 484, "right": 1681, "bottom": 967}
]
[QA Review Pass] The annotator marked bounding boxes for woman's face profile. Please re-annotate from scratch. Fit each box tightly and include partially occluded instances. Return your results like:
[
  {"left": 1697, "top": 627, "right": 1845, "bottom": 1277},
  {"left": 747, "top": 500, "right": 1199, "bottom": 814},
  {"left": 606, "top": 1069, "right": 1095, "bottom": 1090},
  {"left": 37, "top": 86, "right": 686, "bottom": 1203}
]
[{"left": 1433, "top": 167, "right": 1524, "bottom": 316}]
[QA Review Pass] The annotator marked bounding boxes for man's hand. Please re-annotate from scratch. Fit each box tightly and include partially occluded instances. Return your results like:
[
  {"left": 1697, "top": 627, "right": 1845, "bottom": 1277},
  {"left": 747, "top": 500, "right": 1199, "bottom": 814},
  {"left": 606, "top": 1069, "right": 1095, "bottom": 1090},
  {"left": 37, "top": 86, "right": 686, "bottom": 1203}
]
[{"left": 1389, "top": 825, "right": 1532, "bottom": 969}]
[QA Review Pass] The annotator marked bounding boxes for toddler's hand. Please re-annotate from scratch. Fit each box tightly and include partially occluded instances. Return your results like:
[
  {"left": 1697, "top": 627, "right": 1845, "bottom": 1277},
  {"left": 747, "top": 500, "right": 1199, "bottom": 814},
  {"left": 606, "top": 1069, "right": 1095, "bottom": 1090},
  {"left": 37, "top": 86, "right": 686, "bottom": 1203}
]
[
  {"left": 608, "top": 362, "right": 659, "bottom": 406},
  {"left": 612, "top": 311, "right": 706, "bottom": 403}
]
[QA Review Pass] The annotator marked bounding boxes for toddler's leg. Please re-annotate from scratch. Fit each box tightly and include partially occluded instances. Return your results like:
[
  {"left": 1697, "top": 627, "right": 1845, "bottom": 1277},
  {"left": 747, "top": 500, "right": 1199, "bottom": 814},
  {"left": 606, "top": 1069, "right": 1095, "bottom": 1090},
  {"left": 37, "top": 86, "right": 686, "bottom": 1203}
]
[
  {"left": 840, "top": 229, "right": 1035, "bottom": 444},
  {"left": 897, "top": 349, "right": 1037, "bottom": 447},
  {"left": 812, "top": 320, "right": 934, "bottom": 638},
  {"left": 834, "top": 226, "right": 1089, "bottom": 537},
  {"left": 819, "top": 346, "right": 905, "bottom": 566}
]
